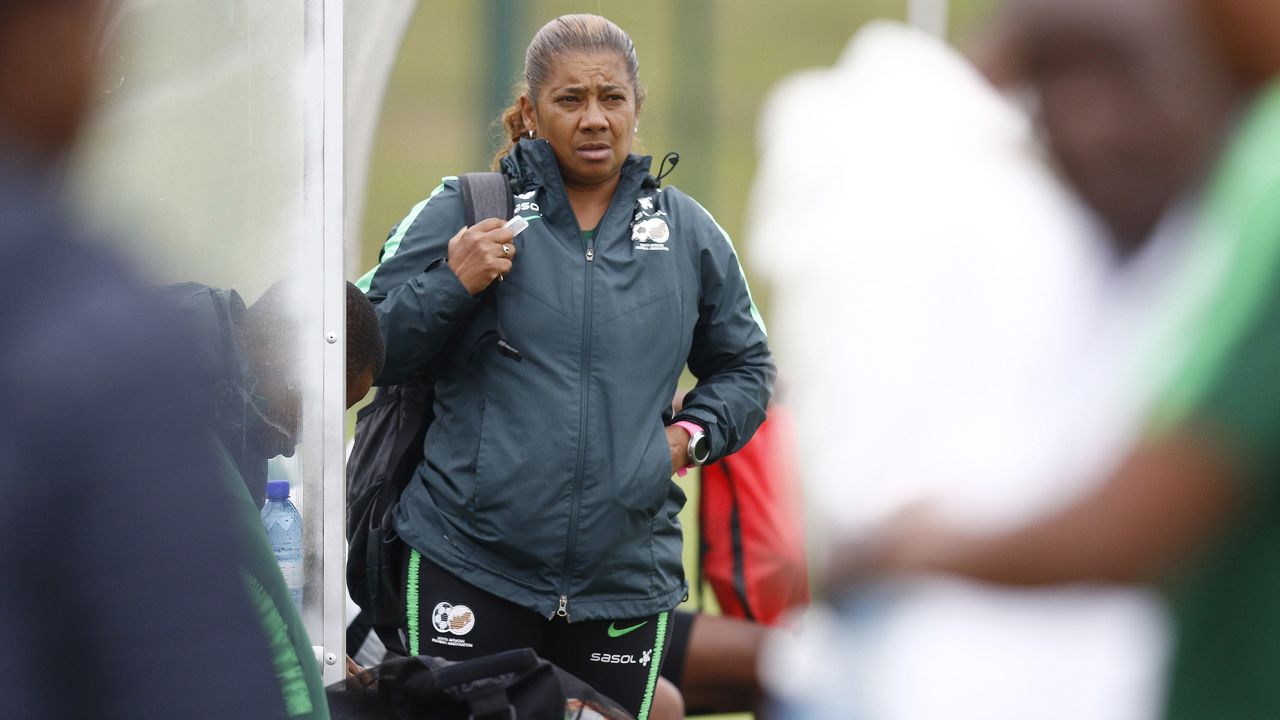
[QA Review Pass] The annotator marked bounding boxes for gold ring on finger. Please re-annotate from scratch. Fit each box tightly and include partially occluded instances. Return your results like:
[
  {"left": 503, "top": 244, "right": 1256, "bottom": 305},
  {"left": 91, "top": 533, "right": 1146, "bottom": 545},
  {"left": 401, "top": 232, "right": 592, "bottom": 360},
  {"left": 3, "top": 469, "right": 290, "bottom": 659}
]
[{"left": 502, "top": 244, "right": 511, "bottom": 256}]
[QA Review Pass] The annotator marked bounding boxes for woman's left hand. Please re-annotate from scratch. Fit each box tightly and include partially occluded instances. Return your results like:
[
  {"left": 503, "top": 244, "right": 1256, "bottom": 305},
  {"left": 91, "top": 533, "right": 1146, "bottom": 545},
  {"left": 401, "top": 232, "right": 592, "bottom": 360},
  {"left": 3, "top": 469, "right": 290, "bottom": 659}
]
[{"left": 665, "top": 424, "right": 691, "bottom": 474}]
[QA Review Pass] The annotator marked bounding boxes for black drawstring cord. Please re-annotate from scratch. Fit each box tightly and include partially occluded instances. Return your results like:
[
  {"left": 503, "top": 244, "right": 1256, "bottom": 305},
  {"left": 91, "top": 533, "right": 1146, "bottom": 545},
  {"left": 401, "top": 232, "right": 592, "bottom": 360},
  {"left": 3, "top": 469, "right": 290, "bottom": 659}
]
[
  {"left": 656, "top": 152, "right": 680, "bottom": 186},
  {"left": 495, "top": 321, "right": 522, "bottom": 362}
]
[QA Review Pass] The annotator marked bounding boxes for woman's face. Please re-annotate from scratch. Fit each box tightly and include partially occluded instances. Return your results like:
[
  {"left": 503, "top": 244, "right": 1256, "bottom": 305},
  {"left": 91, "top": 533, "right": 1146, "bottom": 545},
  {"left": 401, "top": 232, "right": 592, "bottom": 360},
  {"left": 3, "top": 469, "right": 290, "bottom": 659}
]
[{"left": 522, "top": 50, "right": 639, "bottom": 189}]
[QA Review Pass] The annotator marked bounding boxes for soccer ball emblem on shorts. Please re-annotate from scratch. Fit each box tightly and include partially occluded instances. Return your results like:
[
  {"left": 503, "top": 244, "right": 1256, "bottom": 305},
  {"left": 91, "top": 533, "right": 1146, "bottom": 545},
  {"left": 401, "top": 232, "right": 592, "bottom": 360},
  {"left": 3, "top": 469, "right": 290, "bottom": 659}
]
[
  {"left": 432, "top": 602, "right": 453, "bottom": 633},
  {"left": 432, "top": 601, "right": 477, "bottom": 636}
]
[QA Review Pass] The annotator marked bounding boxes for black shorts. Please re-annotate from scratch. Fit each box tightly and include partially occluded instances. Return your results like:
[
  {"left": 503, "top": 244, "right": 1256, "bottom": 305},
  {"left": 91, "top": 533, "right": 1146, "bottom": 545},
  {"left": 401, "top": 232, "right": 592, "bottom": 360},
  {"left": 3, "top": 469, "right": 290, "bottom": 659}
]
[{"left": 403, "top": 549, "right": 673, "bottom": 720}]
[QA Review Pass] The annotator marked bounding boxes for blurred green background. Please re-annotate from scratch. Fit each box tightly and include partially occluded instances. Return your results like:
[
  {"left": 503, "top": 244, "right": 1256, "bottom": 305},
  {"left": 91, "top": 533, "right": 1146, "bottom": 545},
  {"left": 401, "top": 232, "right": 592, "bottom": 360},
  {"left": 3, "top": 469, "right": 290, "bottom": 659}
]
[{"left": 354, "top": 0, "right": 997, "bottom": 637}]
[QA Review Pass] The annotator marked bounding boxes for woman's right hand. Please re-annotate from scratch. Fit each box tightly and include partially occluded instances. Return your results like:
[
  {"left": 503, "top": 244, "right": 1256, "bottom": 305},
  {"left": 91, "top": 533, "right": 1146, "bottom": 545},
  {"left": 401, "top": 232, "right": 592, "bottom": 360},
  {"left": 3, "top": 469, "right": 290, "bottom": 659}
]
[{"left": 447, "top": 218, "right": 517, "bottom": 295}]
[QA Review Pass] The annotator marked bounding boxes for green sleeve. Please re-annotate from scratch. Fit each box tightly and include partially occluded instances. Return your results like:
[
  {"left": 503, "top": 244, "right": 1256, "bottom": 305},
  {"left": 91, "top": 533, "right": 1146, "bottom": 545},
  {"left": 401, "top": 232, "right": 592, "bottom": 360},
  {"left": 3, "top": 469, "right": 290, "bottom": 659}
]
[
  {"left": 669, "top": 190, "right": 775, "bottom": 461},
  {"left": 1151, "top": 83, "right": 1280, "bottom": 490},
  {"left": 215, "top": 440, "right": 330, "bottom": 719},
  {"left": 1188, "top": 293, "right": 1280, "bottom": 491}
]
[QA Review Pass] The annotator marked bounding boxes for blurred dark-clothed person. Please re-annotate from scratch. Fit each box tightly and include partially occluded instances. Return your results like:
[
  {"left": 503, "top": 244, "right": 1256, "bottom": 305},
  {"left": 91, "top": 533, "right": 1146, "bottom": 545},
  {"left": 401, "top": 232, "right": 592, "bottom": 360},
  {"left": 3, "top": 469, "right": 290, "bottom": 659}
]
[
  {"left": 154, "top": 279, "right": 391, "bottom": 718},
  {"left": 0, "top": 1, "right": 287, "bottom": 718},
  {"left": 155, "top": 281, "right": 302, "bottom": 506}
]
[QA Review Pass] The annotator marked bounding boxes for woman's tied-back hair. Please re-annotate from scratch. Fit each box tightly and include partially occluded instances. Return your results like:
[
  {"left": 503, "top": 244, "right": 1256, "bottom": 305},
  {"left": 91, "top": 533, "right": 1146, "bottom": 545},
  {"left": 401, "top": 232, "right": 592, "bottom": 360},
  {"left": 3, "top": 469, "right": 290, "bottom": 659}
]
[{"left": 492, "top": 14, "right": 645, "bottom": 170}]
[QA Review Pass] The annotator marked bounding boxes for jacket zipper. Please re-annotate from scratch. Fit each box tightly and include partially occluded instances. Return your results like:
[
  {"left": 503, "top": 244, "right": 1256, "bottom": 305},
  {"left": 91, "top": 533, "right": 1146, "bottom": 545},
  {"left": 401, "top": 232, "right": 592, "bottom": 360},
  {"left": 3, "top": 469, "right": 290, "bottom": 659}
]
[{"left": 556, "top": 226, "right": 596, "bottom": 623}]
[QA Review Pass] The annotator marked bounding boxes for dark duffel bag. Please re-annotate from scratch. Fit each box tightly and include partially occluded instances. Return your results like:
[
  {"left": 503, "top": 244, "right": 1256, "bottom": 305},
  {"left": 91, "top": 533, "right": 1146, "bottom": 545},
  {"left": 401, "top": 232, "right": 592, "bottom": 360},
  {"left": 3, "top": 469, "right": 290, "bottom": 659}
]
[{"left": 326, "top": 648, "right": 633, "bottom": 720}]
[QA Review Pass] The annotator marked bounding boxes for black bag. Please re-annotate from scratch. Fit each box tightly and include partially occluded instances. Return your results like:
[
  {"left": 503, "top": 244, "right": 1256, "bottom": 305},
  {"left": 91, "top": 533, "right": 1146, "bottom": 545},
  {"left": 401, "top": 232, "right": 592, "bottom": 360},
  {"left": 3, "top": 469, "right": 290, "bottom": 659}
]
[
  {"left": 326, "top": 648, "right": 633, "bottom": 720},
  {"left": 347, "top": 173, "right": 515, "bottom": 638}
]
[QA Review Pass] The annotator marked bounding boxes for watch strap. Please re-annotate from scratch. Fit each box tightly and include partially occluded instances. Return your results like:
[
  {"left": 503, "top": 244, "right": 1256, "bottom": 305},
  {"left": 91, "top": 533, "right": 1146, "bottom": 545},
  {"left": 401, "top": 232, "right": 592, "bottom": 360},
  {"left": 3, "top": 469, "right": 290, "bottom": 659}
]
[{"left": 672, "top": 420, "right": 703, "bottom": 437}]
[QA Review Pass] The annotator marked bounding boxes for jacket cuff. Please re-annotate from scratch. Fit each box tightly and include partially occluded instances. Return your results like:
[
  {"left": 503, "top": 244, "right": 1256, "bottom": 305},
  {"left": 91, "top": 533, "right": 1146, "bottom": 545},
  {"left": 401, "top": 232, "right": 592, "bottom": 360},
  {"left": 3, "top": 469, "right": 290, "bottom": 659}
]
[{"left": 672, "top": 410, "right": 718, "bottom": 457}]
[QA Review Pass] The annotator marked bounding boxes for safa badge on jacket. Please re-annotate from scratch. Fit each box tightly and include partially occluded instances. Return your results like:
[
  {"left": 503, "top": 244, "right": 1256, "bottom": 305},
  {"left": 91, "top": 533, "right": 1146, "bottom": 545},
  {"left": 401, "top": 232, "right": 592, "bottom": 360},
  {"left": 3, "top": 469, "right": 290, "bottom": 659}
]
[{"left": 632, "top": 195, "right": 670, "bottom": 251}]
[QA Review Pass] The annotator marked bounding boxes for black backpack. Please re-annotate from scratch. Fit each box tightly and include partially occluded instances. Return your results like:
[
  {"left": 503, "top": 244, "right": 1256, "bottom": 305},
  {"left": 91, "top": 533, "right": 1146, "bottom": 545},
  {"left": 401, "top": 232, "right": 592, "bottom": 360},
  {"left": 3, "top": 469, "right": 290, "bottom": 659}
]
[{"left": 347, "top": 173, "right": 514, "bottom": 643}]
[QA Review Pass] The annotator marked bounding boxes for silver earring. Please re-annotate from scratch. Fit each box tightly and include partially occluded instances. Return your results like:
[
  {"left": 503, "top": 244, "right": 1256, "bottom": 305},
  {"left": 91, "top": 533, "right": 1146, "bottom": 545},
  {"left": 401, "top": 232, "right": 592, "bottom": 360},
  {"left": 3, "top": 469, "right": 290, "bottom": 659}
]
[{"left": 527, "top": 129, "right": 534, "bottom": 139}]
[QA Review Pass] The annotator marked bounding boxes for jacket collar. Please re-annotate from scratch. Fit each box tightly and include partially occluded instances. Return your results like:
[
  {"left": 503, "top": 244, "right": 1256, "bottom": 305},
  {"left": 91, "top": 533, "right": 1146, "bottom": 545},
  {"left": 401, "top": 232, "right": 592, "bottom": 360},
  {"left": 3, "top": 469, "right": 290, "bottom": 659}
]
[{"left": 501, "top": 139, "right": 655, "bottom": 228}]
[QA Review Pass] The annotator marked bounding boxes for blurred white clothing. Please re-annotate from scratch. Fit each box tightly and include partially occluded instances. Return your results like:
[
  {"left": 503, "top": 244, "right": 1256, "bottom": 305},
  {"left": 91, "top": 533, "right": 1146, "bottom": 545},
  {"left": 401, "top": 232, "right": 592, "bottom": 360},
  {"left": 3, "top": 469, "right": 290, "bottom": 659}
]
[{"left": 748, "top": 21, "right": 1186, "bottom": 720}]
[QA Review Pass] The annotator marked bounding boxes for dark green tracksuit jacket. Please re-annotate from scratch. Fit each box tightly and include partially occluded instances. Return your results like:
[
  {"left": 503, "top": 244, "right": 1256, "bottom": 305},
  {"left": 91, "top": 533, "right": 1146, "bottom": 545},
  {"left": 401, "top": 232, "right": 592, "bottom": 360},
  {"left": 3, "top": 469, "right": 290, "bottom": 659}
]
[{"left": 361, "top": 139, "right": 774, "bottom": 621}]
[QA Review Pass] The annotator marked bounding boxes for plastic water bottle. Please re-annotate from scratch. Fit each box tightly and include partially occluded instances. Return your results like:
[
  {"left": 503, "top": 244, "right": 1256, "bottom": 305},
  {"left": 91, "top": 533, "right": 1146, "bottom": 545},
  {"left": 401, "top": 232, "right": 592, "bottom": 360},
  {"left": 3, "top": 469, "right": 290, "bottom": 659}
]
[{"left": 261, "top": 480, "right": 303, "bottom": 609}]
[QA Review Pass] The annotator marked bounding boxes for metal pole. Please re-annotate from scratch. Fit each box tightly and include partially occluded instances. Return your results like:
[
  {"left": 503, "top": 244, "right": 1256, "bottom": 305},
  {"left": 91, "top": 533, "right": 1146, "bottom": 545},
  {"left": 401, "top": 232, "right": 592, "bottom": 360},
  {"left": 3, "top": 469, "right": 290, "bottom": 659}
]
[
  {"left": 908, "top": 0, "right": 950, "bottom": 38},
  {"left": 302, "top": 0, "right": 347, "bottom": 685},
  {"left": 320, "top": 0, "right": 347, "bottom": 686}
]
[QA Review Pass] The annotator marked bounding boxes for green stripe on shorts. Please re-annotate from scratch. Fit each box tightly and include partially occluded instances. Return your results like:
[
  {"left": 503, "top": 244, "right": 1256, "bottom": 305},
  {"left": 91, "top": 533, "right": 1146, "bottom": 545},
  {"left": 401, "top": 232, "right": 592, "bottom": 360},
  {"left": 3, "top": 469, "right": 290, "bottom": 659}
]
[
  {"left": 636, "top": 611, "right": 669, "bottom": 720},
  {"left": 407, "top": 549, "right": 422, "bottom": 656}
]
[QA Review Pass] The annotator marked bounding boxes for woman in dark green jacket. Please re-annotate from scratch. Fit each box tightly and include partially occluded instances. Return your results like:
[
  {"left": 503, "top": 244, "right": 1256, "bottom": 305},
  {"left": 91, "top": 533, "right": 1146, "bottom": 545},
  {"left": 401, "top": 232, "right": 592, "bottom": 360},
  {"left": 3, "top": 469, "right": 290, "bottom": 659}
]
[{"left": 359, "top": 14, "right": 773, "bottom": 718}]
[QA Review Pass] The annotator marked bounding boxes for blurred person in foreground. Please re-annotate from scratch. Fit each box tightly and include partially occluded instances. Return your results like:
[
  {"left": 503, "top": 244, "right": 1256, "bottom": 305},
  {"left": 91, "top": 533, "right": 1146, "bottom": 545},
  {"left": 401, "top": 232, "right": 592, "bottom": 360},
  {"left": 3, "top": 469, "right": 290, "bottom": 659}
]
[
  {"left": 820, "top": 0, "right": 1280, "bottom": 718},
  {"left": 0, "top": 0, "right": 289, "bottom": 717},
  {"left": 750, "top": 0, "right": 1245, "bottom": 716}
]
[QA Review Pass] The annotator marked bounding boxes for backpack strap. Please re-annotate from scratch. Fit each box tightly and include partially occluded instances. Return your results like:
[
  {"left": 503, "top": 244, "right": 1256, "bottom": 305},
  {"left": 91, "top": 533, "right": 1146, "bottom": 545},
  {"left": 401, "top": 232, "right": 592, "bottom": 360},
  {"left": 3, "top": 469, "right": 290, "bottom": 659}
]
[
  {"left": 459, "top": 171, "right": 523, "bottom": 362},
  {"left": 459, "top": 172, "right": 514, "bottom": 226}
]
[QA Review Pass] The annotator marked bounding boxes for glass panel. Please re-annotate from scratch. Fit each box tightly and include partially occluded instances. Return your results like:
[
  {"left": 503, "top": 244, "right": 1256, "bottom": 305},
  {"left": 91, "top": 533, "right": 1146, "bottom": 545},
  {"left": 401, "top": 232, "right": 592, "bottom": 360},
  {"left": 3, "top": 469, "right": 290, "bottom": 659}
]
[
  {"left": 68, "top": 0, "right": 344, "bottom": 679},
  {"left": 74, "top": 2, "right": 306, "bottom": 294}
]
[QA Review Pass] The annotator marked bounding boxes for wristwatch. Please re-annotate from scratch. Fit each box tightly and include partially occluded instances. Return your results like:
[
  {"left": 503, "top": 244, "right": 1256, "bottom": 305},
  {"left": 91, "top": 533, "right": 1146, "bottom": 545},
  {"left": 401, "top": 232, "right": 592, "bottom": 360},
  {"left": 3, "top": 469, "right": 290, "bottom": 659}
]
[{"left": 674, "top": 420, "right": 711, "bottom": 466}]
